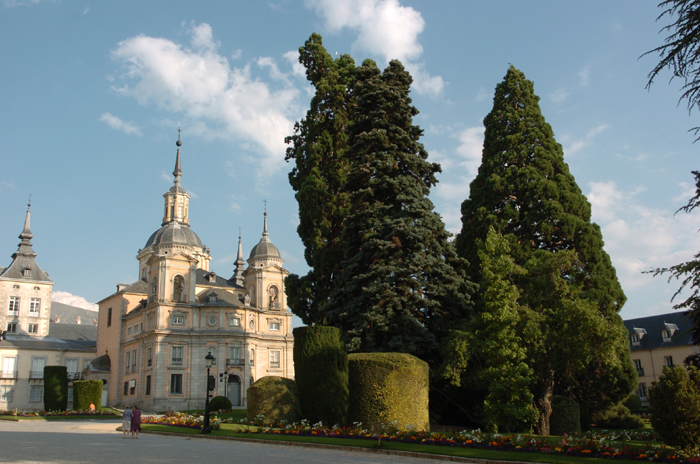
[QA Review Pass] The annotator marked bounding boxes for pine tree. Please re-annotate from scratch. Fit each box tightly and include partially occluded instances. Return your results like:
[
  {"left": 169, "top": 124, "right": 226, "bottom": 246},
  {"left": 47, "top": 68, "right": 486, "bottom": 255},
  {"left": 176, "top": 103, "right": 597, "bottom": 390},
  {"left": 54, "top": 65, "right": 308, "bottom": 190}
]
[
  {"left": 327, "top": 60, "right": 475, "bottom": 360},
  {"left": 284, "top": 34, "right": 356, "bottom": 325},
  {"left": 456, "top": 65, "right": 625, "bottom": 317},
  {"left": 455, "top": 66, "right": 634, "bottom": 432}
]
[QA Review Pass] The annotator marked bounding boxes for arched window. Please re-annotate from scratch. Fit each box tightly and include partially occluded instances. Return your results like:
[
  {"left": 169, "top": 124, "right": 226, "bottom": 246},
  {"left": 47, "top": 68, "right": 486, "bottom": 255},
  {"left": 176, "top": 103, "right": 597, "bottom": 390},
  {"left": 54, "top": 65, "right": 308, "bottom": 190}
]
[
  {"left": 151, "top": 277, "right": 158, "bottom": 301},
  {"left": 172, "top": 275, "right": 185, "bottom": 303},
  {"left": 247, "top": 285, "right": 256, "bottom": 307},
  {"left": 268, "top": 285, "right": 279, "bottom": 309}
]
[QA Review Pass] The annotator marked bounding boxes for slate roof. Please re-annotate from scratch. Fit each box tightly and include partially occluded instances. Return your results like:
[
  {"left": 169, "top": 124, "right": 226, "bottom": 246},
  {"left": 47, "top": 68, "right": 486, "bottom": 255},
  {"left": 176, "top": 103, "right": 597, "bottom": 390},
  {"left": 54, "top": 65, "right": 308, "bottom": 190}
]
[
  {"left": 48, "top": 322, "right": 97, "bottom": 342},
  {"left": 0, "top": 336, "right": 95, "bottom": 352},
  {"left": 623, "top": 311, "right": 694, "bottom": 351},
  {"left": 50, "top": 302, "right": 98, "bottom": 325},
  {"left": 144, "top": 221, "right": 204, "bottom": 249},
  {"left": 86, "top": 354, "right": 110, "bottom": 372},
  {"left": 195, "top": 269, "right": 242, "bottom": 289}
]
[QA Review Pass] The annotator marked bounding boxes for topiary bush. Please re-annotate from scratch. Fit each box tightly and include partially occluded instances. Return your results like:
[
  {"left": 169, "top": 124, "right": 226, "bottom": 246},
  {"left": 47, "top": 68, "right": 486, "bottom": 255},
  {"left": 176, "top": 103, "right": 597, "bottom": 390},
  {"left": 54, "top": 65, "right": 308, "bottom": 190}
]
[
  {"left": 348, "top": 352, "right": 429, "bottom": 431},
  {"left": 550, "top": 396, "right": 581, "bottom": 435},
  {"left": 44, "top": 366, "right": 68, "bottom": 412},
  {"left": 293, "top": 326, "right": 348, "bottom": 425},
  {"left": 246, "top": 376, "right": 301, "bottom": 424},
  {"left": 649, "top": 366, "right": 700, "bottom": 447},
  {"left": 593, "top": 403, "right": 644, "bottom": 429},
  {"left": 209, "top": 395, "right": 232, "bottom": 411},
  {"left": 623, "top": 394, "right": 642, "bottom": 411},
  {"left": 73, "top": 380, "right": 103, "bottom": 410}
]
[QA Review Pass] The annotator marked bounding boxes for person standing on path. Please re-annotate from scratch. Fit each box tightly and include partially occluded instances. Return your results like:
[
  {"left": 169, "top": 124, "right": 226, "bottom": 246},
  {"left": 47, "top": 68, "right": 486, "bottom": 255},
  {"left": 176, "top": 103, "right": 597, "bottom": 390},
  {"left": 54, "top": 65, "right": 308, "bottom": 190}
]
[
  {"left": 131, "top": 405, "right": 141, "bottom": 439},
  {"left": 122, "top": 405, "right": 132, "bottom": 439}
]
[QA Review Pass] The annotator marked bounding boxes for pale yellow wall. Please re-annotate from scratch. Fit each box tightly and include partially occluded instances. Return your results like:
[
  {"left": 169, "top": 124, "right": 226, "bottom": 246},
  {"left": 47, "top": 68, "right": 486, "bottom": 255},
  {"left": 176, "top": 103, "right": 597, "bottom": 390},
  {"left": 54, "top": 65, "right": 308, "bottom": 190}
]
[
  {"left": 631, "top": 344, "right": 699, "bottom": 405},
  {"left": 0, "top": 279, "right": 53, "bottom": 337}
]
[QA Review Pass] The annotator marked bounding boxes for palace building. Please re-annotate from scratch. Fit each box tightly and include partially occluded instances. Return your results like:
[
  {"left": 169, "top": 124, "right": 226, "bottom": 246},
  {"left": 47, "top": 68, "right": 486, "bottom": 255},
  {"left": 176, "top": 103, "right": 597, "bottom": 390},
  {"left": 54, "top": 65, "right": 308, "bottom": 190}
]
[{"left": 87, "top": 135, "right": 294, "bottom": 410}]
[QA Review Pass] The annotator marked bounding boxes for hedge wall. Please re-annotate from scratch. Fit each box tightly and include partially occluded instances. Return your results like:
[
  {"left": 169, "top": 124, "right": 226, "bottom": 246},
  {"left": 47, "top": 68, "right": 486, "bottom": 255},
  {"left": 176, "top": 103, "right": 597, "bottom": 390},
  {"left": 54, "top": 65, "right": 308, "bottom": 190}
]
[
  {"left": 293, "top": 326, "right": 348, "bottom": 425},
  {"left": 44, "top": 366, "right": 68, "bottom": 412},
  {"left": 348, "top": 352, "right": 429, "bottom": 431},
  {"left": 550, "top": 395, "right": 581, "bottom": 435},
  {"left": 73, "top": 380, "right": 102, "bottom": 410},
  {"left": 246, "top": 376, "right": 301, "bottom": 424}
]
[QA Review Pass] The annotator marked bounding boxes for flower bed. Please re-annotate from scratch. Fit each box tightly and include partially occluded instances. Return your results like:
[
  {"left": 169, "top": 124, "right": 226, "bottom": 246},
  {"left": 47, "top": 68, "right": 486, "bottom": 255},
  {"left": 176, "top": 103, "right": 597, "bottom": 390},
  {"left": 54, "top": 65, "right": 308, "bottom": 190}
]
[
  {"left": 142, "top": 412, "right": 221, "bottom": 430},
  {"left": 234, "top": 421, "right": 697, "bottom": 463},
  {"left": 0, "top": 409, "right": 117, "bottom": 417}
]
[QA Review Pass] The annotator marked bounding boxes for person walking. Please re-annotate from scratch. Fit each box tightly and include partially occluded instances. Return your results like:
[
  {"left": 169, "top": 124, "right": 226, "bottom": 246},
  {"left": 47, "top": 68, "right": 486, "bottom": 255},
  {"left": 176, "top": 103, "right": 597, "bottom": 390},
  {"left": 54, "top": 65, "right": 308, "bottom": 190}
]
[
  {"left": 131, "top": 405, "right": 141, "bottom": 439},
  {"left": 122, "top": 405, "right": 132, "bottom": 439}
]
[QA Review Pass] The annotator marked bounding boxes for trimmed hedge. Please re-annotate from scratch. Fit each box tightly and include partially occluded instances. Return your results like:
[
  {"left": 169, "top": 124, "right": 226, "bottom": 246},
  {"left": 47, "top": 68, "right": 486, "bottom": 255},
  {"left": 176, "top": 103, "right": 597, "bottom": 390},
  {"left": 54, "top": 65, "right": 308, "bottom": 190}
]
[
  {"left": 348, "top": 352, "right": 429, "bottom": 431},
  {"left": 550, "top": 396, "right": 581, "bottom": 435},
  {"left": 623, "top": 394, "right": 642, "bottom": 411},
  {"left": 73, "top": 380, "right": 102, "bottom": 410},
  {"left": 44, "top": 366, "right": 68, "bottom": 412},
  {"left": 593, "top": 403, "right": 644, "bottom": 429},
  {"left": 649, "top": 366, "right": 700, "bottom": 447},
  {"left": 247, "top": 376, "right": 301, "bottom": 424},
  {"left": 209, "top": 395, "right": 232, "bottom": 411},
  {"left": 293, "top": 326, "right": 348, "bottom": 425}
]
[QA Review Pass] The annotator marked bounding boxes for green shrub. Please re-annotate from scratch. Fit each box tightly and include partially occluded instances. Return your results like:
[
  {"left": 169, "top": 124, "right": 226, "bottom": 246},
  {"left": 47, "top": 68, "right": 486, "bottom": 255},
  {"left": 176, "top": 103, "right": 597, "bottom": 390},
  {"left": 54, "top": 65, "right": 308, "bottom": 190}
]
[
  {"left": 209, "top": 395, "right": 232, "bottom": 411},
  {"left": 649, "top": 366, "right": 700, "bottom": 447},
  {"left": 623, "top": 394, "right": 642, "bottom": 411},
  {"left": 72, "top": 380, "right": 102, "bottom": 410},
  {"left": 246, "top": 376, "right": 301, "bottom": 424},
  {"left": 293, "top": 326, "right": 348, "bottom": 425},
  {"left": 593, "top": 403, "right": 644, "bottom": 429},
  {"left": 44, "top": 366, "right": 68, "bottom": 412},
  {"left": 348, "top": 352, "right": 429, "bottom": 431},
  {"left": 550, "top": 396, "right": 581, "bottom": 435}
]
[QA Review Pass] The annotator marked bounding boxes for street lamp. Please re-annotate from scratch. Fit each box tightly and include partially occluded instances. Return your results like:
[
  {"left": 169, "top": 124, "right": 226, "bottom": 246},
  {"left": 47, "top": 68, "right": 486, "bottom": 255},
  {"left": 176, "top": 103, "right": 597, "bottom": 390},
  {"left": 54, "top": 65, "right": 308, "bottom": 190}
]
[{"left": 202, "top": 352, "right": 215, "bottom": 434}]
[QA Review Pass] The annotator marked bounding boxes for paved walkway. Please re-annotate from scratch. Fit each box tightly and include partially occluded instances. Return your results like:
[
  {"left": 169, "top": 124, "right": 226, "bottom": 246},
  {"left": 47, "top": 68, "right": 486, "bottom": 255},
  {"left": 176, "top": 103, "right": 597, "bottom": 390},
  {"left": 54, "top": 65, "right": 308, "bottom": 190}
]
[{"left": 0, "top": 419, "right": 465, "bottom": 464}]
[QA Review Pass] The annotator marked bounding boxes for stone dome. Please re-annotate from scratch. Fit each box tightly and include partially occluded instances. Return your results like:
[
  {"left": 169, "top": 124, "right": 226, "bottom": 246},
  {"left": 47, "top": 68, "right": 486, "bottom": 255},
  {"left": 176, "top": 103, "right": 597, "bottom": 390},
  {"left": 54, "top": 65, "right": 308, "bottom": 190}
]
[
  {"left": 248, "top": 239, "right": 281, "bottom": 260},
  {"left": 145, "top": 221, "right": 204, "bottom": 249}
]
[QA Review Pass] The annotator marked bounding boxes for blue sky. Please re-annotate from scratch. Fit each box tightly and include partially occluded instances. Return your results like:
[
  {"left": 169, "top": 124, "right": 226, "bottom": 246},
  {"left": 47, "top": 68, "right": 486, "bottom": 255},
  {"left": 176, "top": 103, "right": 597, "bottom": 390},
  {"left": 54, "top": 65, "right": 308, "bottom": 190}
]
[{"left": 0, "top": 0, "right": 698, "bottom": 325}]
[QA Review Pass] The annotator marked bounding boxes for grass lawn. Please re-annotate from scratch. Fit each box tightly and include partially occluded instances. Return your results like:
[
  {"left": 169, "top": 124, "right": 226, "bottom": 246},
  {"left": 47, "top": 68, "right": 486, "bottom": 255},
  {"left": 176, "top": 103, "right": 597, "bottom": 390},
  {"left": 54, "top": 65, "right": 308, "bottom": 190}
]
[
  {"left": 0, "top": 407, "right": 120, "bottom": 421},
  {"left": 139, "top": 422, "right": 651, "bottom": 464}
]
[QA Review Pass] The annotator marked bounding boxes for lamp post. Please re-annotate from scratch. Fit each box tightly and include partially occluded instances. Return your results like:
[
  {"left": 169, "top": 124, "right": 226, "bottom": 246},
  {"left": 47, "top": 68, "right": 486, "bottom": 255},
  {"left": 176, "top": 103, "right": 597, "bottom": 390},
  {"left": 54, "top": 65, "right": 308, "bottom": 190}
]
[{"left": 202, "top": 352, "right": 214, "bottom": 434}]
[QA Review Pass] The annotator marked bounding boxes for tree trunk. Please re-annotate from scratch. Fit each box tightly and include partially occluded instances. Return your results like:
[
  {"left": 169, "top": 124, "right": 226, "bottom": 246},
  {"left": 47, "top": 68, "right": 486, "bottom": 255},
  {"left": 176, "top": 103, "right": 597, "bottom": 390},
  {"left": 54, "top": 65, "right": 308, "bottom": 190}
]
[{"left": 536, "top": 373, "right": 554, "bottom": 436}]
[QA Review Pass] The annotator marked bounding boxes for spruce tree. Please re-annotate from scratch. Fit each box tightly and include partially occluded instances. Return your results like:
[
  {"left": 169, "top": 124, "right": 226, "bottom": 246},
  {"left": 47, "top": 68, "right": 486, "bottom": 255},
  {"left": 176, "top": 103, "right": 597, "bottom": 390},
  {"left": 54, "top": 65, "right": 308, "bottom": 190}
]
[
  {"left": 284, "top": 34, "right": 356, "bottom": 325},
  {"left": 327, "top": 60, "right": 474, "bottom": 360},
  {"left": 456, "top": 65, "right": 625, "bottom": 317}
]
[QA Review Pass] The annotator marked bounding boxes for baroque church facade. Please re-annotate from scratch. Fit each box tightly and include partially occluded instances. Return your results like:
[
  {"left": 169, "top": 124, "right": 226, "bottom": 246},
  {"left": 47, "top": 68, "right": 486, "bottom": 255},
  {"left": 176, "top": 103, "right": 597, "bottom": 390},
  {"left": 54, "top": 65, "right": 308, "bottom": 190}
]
[{"left": 89, "top": 135, "right": 294, "bottom": 410}]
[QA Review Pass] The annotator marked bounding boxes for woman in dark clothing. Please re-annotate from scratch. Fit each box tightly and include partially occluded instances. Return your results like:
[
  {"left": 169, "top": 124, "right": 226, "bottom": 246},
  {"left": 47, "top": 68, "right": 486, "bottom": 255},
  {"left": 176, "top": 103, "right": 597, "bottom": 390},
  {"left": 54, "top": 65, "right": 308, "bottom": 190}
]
[{"left": 131, "top": 405, "right": 142, "bottom": 439}]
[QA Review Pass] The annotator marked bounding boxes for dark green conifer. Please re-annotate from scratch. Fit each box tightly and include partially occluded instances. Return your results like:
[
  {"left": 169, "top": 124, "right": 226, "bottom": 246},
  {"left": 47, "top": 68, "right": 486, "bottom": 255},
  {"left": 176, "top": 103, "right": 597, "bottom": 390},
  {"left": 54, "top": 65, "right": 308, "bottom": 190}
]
[
  {"left": 327, "top": 60, "right": 474, "bottom": 360},
  {"left": 284, "top": 34, "right": 356, "bottom": 326},
  {"left": 456, "top": 65, "right": 625, "bottom": 317}
]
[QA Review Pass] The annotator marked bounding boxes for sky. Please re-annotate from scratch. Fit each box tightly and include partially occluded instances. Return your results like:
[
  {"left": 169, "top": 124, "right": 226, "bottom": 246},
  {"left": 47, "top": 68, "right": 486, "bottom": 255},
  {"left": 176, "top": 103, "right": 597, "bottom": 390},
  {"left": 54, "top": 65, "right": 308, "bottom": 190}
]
[{"left": 0, "top": 0, "right": 698, "bottom": 326}]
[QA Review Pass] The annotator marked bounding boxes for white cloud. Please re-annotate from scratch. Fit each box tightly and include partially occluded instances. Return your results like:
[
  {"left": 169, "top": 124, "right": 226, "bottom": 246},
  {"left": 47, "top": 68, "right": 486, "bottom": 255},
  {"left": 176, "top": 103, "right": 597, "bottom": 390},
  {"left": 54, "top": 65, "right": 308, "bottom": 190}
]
[
  {"left": 0, "top": 181, "right": 15, "bottom": 189},
  {"left": 52, "top": 291, "right": 98, "bottom": 311},
  {"left": 2, "top": 0, "right": 50, "bottom": 7},
  {"left": 475, "top": 86, "right": 488, "bottom": 102},
  {"left": 110, "top": 23, "right": 300, "bottom": 176},
  {"left": 100, "top": 112, "right": 141, "bottom": 135},
  {"left": 563, "top": 123, "right": 609, "bottom": 156},
  {"left": 305, "top": 0, "right": 444, "bottom": 96},
  {"left": 455, "top": 126, "right": 485, "bottom": 178},
  {"left": 283, "top": 50, "right": 306, "bottom": 78},
  {"left": 550, "top": 88, "right": 569, "bottom": 103},
  {"left": 83, "top": 6, "right": 88, "bottom": 14},
  {"left": 579, "top": 64, "right": 591, "bottom": 87}
]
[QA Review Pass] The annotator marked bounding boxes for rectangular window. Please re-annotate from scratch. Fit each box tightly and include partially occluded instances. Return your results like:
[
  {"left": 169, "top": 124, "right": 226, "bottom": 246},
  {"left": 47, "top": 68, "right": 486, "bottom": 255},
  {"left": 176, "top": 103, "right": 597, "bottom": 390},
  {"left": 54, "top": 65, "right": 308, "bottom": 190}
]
[
  {"left": 229, "top": 347, "right": 242, "bottom": 366},
  {"left": 0, "top": 385, "right": 14, "bottom": 403},
  {"left": 665, "top": 356, "right": 674, "bottom": 367},
  {"left": 633, "top": 359, "right": 644, "bottom": 376},
  {"left": 133, "top": 324, "right": 139, "bottom": 334},
  {"left": 66, "top": 358, "right": 79, "bottom": 378},
  {"left": 29, "top": 298, "right": 40, "bottom": 315},
  {"left": 8, "top": 296, "right": 20, "bottom": 315},
  {"left": 270, "top": 322, "right": 280, "bottom": 331},
  {"left": 250, "top": 349, "right": 254, "bottom": 366},
  {"left": 172, "top": 346, "right": 183, "bottom": 365},
  {"left": 30, "top": 357, "right": 46, "bottom": 379},
  {"left": 124, "top": 382, "right": 128, "bottom": 395},
  {"left": 125, "top": 352, "right": 131, "bottom": 373},
  {"left": 67, "top": 386, "right": 73, "bottom": 403},
  {"left": 147, "top": 347, "right": 152, "bottom": 367},
  {"left": 145, "top": 375, "right": 151, "bottom": 396},
  {"left": 6, "top": 322, "right": 17, "bottom": 333},
  {"left": 132, "top": 350, "right": 137, "bottom": 372},
  {"left": 230, "top": 317, "right": 240, "bottom": 327},
  {"left": 29, "top": 385, "right": 43, "bottom": 402},
  {"left": 663, "top": 329, "right": 673, "bottom": 342},
  {"left": 149, "top": 317, "right": 155, "bottom": 327},
  {"left": 638, "top": 383, "right": 647, "bottom": 399},
  {"left": 127, "top": 327, "right": 132, "bottom": 336},
  {"left": 269, "top": 350, "right": 280, "bottom": 369},
  {"left": 172, "top": 316, "right": 184, "bottom": 325},
  {"left": 1, "top": 357, "right": 17, "bottom": 379},
  {"left": 170, "top": 373, "right": 183, "bottom": 395},
  {"left": 28, "top": 323, "right": 38, "bottom": 334},
  {"left": 129, "top": 379, "right": 136, "bottom": 395},
  {"left": 630, "top": 333, "right": 640, "bottom": 346},
  {"left": 107, "top": 308, "right": 112, "bottom": 327}
]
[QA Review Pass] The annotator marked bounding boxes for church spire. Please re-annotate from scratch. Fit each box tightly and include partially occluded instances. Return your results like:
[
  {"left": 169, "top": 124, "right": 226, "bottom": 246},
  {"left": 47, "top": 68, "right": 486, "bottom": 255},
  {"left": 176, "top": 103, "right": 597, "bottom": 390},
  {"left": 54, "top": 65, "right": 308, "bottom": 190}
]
[
  {"left": 162, "top": 129, "right": 191, "bottom": 226},
  {"left": 232, "top": 228, "right": 246, "bottom": 286},
  {"left": 19, "top": 198, "right": 33, "bottom": 244}
]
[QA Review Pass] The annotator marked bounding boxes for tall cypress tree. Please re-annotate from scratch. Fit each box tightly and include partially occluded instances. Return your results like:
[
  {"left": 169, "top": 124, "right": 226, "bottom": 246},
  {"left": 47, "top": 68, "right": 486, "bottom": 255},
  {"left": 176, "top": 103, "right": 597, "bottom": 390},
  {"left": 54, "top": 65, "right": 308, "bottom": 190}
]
[
  {"left": 284, "top": 34, "right": 356, "bottom": 325},
  {"left": 456, "top": 65, "right": 625, "bottom": 317},
  {"left": 455, "top": 65, "right": 633, "bottom": 428},
  {"left": 327, "top": 60, "right": 475, "bottom": 360}
]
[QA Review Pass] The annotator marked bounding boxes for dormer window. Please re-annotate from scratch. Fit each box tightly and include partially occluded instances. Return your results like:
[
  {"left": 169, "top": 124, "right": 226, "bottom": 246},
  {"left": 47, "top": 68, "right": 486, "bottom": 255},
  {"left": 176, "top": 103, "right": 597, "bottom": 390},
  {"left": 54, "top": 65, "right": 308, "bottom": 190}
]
[
  {"left": 22, "top": 267, "right": 31, "bottom": 277},
  {"left": 631, "top": 334, "right": 640, "bottom": 346},
  {"left": 662, "top": 323, "right": 679, "bottom": 342},
  {"left": 208, "top": 293, "right": 218, "bottom": 303},
  {"left": 630, "top": 327, "right": 646, "bottom": 346}
]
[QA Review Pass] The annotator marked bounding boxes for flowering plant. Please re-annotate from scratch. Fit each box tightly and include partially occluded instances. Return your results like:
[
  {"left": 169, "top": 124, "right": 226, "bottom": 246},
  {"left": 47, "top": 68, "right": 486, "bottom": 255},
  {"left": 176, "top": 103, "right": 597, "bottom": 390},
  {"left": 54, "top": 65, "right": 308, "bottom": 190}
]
[{"left": 142, "top": 412, "right": 221, "bottom": 430}]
